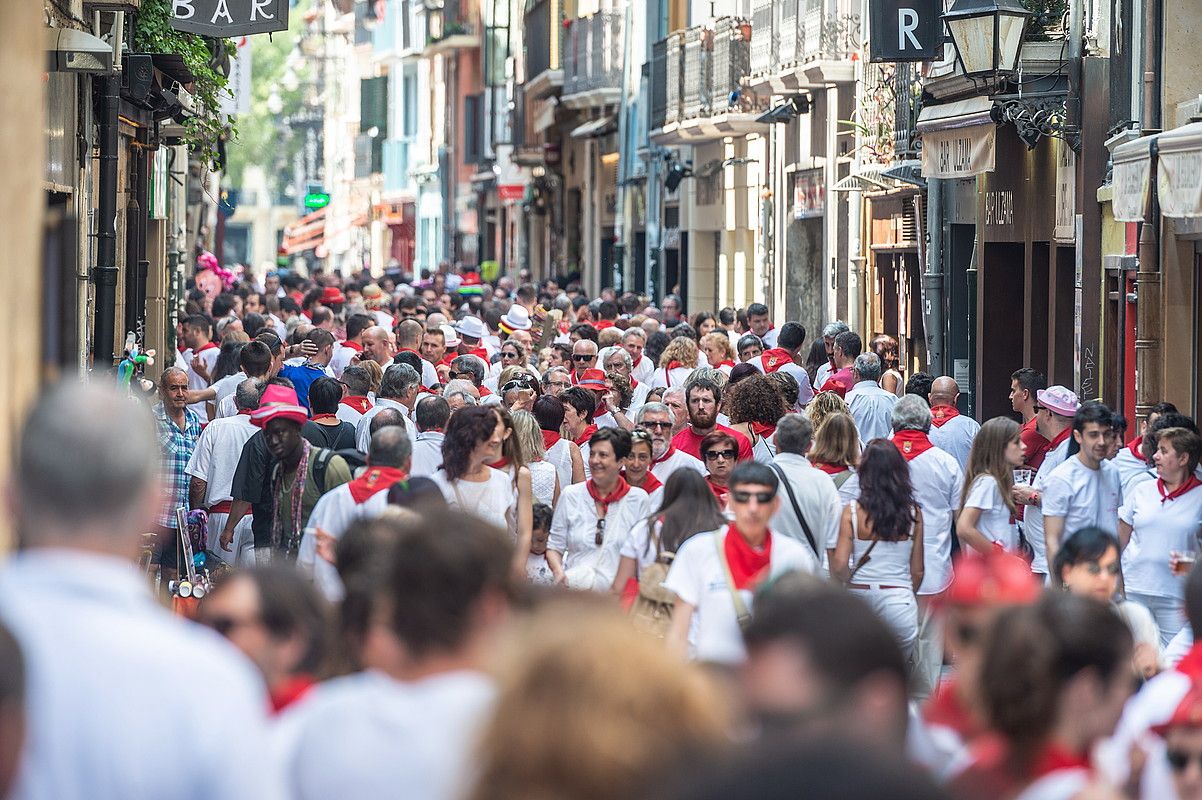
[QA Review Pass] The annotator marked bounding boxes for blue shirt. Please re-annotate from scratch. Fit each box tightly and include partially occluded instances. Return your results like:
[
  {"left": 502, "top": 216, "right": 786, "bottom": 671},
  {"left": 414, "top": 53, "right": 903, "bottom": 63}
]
[
  {"left": 153, "top": 403, "right": 202, "bottom": 528},
  {"left": 279, "top": 363, "right": 326, "bottom": 411}
]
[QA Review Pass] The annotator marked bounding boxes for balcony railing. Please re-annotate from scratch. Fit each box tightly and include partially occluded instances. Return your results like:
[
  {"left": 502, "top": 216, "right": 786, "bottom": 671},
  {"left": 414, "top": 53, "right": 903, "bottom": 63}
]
[
  {"left": 425, "top": 0, "right": 479, "bottom": 52},
  {"left": 563, "top": 12, "right": 622, "bottom": 97},
  {"left": 652, "top": 18, "right": 762, "bottom": 129},
  {"left": 524, "top": 0, "right": 560, "bottom": 80},
  {"left": 854, "top": 60, "right": 923, "bottom": 165},
  {"left": 749, "top": 0, "right": 860, "bottom": 76}
]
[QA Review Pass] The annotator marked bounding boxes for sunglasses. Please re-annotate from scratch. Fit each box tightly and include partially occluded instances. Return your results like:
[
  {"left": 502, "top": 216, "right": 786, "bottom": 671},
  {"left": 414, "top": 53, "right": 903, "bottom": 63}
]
[
  {"left": 642, "top": 420, "right": 672, "bottom": 430},
  {"left": 595, "top": 517, "right": 606, "bottom": 547},
  {"left": 731, "top": 490, "right": 775, "bottom": 504},
  {"left": 501, "top": 379, "right": 535, "bottom": 393},
  {"left": 573, "top": 354, "right": 595, "bottom": 362},
  {"left": 502, "top": 351, "right": 521, "bottom": 359},
  {"left": 1167, "top": 750, "right": 1202, "bottom": 773},
  {"left": 704, "top": 449, "right": 738, "bottom": 461},
  {"left": 201, "top": 615, "right": 259, "bottom": 637}
]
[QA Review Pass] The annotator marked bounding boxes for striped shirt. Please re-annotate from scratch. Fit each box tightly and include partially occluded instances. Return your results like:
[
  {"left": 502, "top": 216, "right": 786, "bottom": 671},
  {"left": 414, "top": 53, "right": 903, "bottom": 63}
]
[{"left": 154, "top": 403, "right": 202, "bottom": 528}]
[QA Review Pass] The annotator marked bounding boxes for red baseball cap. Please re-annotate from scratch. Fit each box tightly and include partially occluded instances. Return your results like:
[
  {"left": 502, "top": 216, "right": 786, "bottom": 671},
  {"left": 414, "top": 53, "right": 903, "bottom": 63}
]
[
  {"left": 320, "top": 286, "right": 346, "bottom": 305},
  {"left": 575, "top": 368, "right": 607, "bottom": 391},
  {"left": 941, "top": 552, "right": 1042, "bottom": 608}
]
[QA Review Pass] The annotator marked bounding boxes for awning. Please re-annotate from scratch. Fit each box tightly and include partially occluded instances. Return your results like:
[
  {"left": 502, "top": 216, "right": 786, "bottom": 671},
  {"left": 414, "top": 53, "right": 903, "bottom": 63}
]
[
  {"left": 569, "top": 115, "right": 617, "bottom": 139},
  {"left": 831, "top": 161, "right": 925, "bottom": 193},
  {"left": 917, "top": 97, "right": 997, "bottom": 179},
  {"left": 1111, "top": 133, "right": 1157, "bottom": 223},
  {"left": 1158, "top": 122, "right": 1202, "bottom": 219},
  {"left": 280, "top": 207, "right": 326, "bottom": 255}
]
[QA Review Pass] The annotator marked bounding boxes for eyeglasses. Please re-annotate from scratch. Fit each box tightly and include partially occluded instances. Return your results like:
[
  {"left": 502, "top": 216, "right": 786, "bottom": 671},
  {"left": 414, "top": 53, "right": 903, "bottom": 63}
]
[
  {"left": 595, "top": 517, "right": 606, "bottom": 547},
  {"left": 1084, "top": 561, "right": 1122, "bottom": 577},
  {"left": 642, "top": 420, "right": 672, "bottom": 430},
  {"left": 1167, "top": 750, "right": 1202, "bottom": 773},
  {"left": 546, "top": 381, "right": 571, "bottom": 390},
  {"left": 453, "top": 371, "right": 476, "bottom": 380},
  {"left": 730, "top": 490, "right": 775, "bottom": 504},
  {"left": 501, "top": 351, "right": 521, "bottom": 359},
  {"left": 704, "top": 449, "right": 738, "bottom": 461},
  {"left": 573, "top": 354, "right": 595, "bottom": 362}
]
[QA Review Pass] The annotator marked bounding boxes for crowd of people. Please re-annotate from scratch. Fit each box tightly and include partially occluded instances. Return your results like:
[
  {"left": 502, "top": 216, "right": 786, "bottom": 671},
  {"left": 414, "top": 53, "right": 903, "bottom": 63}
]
[{"left": 1, "top": 263, "right": 1202, "bottom": 799}]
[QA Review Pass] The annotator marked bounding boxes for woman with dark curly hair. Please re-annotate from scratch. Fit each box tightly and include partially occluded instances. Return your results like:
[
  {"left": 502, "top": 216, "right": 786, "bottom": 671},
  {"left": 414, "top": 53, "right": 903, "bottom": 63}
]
[
  {"left": 831, "top": 439, "right": 924, "bottom": 659},
  {"left": 437, "top": 405, "right": 533, "bottom": 574},
  {"left": 724, "top": 373, "right": 787, "bottom": 464}
]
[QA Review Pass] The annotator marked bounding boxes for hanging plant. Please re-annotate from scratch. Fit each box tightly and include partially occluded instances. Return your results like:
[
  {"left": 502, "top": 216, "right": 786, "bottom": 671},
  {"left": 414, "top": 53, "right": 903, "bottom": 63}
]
[
  {"left": 134, "top": 0, "right": 235, "bottom": 168},
  {"left": 1021, "top": 0, "right": 1069, "bottom": 41}
]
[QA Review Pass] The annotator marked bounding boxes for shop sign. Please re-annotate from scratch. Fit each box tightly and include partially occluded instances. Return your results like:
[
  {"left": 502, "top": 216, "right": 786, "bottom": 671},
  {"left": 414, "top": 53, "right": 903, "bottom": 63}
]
[
  {"left": 793, "top": 169, "right": 826, "bottom": 219},
  {"left": 868, "top": 0, "right": 942, "bottom": 62},
  {"left": 1159, "top": 149, "right": 1202, "bottom": 218},
  {"left": 921, "top": 124, "right": 995, "bottom": 179},
  {"left": 171, "top": 0, "right": 289, "bottom": 38},
  {"left": 1054, "top": 140, "right": 1076, "bottom": 241}
]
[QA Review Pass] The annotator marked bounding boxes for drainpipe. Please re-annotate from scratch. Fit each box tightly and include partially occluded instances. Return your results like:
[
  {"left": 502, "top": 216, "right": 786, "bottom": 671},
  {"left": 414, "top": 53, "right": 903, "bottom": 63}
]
[
  {"left": 1134, "top": 0, "right": 1162, "bottom": 421},
  {"left": 92, "top": 74, "right": 121, "bottom": 369},
  {"left": 923, "top": 177, "right": 945, "bottom": 375},
  {"left": 965, "top": 235, "right": 979, "bottom": 417}
]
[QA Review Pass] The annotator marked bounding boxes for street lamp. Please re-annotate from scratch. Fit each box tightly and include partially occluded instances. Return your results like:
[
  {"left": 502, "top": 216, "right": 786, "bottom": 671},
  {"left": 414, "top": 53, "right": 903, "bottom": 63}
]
[{"left": 943, "top": 0, "right": 1031, "bottom": 83}]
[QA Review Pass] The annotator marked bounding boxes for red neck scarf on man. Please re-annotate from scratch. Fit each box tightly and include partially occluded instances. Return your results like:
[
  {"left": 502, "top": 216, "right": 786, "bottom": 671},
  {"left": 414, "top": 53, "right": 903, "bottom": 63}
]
[
  {"left": 340, "top": 395, "right": 373, "bottom": 415},
  {"left": 1158, "top": 475, "right": 1202, "bottom": 504},
  {"left": 195, "top": 341, "right": 219, "bottom": 354},
  {"left": 1127, "top": 436, "right": 1144, "bottom": 461},
  {"left": 623, "top": 469, "right": 662, "bottom": 495},
  {"left": 574, "top": 423, "right": 599, "bottom": 447},
  {"left": 1048, "top": 425, "right": 1073, "bottom": 451},
  {"left": 893, "top": 430, "right": 935, "bottom": 461},
  {"left": 760, "top": 348, "right": 795, "bottom": 374},
  {"left": 269, "top": 675, "right": 316, "bottom": 714},
  {"left": 346, "top": 466, "right": 409, "bottom": 504},
  {"left": 750, "top": 421, "right": 776, "bottom": 438},
  {"left": 595, "top": 320, "right": 615, "bottom": 330},
  {"left": 587, "top": 476, "right": 631, "bottom": 514},
  {"left": 723, "top": 523, "right": 772, "bottom": 590},
  {"left": 340, "top": 339, "right": 363, "bottom": 352},
  {"left": 811, "top": 461, "right": 849, "bottom": 475},
  {"left": 1177, "top": 643, "right": 1202, "bottom": 679},
  {"left": 541, "top": 430, "right": 562, "bottom": 451},
  {"left": 1029, "top": 743, "right": 1091, "bottom": 780},
  {"left": 311, "top": 413, "right": 338, "bottom": 423},
  {"left": 930, "top": 405, "right": 961, "bottom": 428}
]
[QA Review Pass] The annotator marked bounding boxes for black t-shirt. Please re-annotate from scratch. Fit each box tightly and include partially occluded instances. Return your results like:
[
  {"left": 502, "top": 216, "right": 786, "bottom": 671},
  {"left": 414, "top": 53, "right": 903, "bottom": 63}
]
[
  {"left": 302, "top": 420, "right": 357, "bottom": 452},
  {"left": 230, "top": 431, "right": 275, "bottom": 548}
]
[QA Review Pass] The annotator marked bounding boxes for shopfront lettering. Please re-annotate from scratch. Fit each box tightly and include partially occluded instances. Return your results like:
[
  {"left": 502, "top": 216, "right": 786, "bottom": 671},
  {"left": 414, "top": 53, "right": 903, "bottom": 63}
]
[
  {"left": 170, "top": 0, "right": 288, "bottom": 36},
  {"left": 921, "top": 124, "right": 995, "bottom": 179},
  {"left": 985, "top": 190, "right": 1014, "bottom": 227}
]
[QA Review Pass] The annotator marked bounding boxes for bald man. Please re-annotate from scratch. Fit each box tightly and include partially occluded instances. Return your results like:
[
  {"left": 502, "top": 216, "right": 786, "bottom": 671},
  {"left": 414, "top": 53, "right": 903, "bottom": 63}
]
[
  {"left": 361, "top": 326, "right": 397, "bottom": 366},
  {"left": 927, "top": 376, "right": 981, "bottom": 470},
  {"left": 395, "top": 319, "right": 439, "bottom": 387}
]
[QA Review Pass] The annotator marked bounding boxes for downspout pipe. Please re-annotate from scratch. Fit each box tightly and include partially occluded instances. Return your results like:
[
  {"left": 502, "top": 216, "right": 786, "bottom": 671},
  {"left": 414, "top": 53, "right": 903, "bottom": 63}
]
[
  {"left": 92, "top": 74, "right": 121, "bottom": 369},
  {"left": 1134, "top": 0, "right": 1162, "bottom": 421},
  {"left": 923, "top": 177, "right": 945, "bottom": 375}
]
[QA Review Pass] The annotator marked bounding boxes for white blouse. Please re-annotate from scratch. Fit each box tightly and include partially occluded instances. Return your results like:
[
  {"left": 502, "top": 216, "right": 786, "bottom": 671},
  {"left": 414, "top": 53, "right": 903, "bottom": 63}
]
[{"left": 548, "top": 482, "right": 651, "bottom": 591}]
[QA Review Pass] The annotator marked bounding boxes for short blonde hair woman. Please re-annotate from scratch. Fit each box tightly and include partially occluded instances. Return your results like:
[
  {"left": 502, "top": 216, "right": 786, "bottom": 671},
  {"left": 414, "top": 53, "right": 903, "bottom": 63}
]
[
  {"left": 510, "top": 409, "right": 560, "bottom": 506},
  {"left": 467, "top": 599, "right": 730, "bottom": 800},
  {"left": 807, "top": 412, "right": 860, "bottom": 488},
  {"left": 805, "top": 390, "right": 851, "bottom": 432},
  {"left": 651, "top": 337, "right": 701, "bottom": 389}
]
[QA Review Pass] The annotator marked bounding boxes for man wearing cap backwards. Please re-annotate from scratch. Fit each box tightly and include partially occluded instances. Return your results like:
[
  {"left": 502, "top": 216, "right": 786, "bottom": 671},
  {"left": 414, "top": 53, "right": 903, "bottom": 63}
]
[
  {"left": 1011, "top": 385, "right": 1083, "bottom": 579},
  {"left": 244, "top": 384, "right": 352, "bottom": 563}
]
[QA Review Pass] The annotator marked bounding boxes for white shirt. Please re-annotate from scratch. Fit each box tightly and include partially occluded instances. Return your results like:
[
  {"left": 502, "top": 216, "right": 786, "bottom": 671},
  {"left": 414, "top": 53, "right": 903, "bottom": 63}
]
[
  {"left": 650, "top": 447, "right": 706, "bottom": 484},
  {"left": 750, "top": 356, "right": 815, "bottom": 406},
  {"left": 336, "top": 401, "right": 369, "bottom": 428},
  {"left": 544, "top": 437, "right": 578, "bottom": 488},
  {"left": 409, "top": 431, "right": 446, "bottom": 479},
  {"left": 1113, "top": 444, "right": 1156, "bottom": 496},
  {"left": 185, "top": 414, "right": 259, "bottom": 507},
  {"left": 928, "top": 413, "right": 981, "bottom": 472},
  {"left": 300, "top": 483, "right": 393, "bottom": 601},
  {"left": 662, "top": 528, "right": 818, "bottom": 664},
  {"left": 814, "top": 361, "right": 834, "bottom": 391},
  {"left": 210, "top": 371, "right": 246, "bottom": 418},
  {"left": 328, "top": 342, "right": 360, "bottom": 378},
  {"left": 0, "top": 550, "right": 276, "bottom": 800},
  {"left": 649, "top": 366, "right": 692, "bottom": 389},
  {"left": 845, "top": 380, "right": 898, "bottom": 445},
  {"left": 280, "top": 669, "right": 493, "bottom": 800},
  {"left": 1041, "top": 455, "right": 1123, "bottom": 543},
  {"left": 356, "top": 398, "right": 416, "bottom": 452},
  {"left": 1120, "top": 479, "right": 1202, "bottom": 599},
  {"left": 962, "top": 474, "right": 1019, "bottom": 551},
  {"left": 1025, "top": 436, "right": 1072, "bottom": 573},
  {"left": 758, "top": 327, "right": 779, "bottom": 348},
  {"left": 182, "top": 344, "right": 220, "bottom": 422},
  {"left": 434, "top": 467, "right": 517, "bottom": 537},
  {"left": 844, "top": 442, "right": 964, "bottom": 595},
  {"left": 631, "top": 354, "right": 654, "bottom": 383},
  {"left": 768, "top": 452, "right": 842, "bottom": 563},
  {"left": 548, "top": 482, "right": 651, "bottom": 591}
]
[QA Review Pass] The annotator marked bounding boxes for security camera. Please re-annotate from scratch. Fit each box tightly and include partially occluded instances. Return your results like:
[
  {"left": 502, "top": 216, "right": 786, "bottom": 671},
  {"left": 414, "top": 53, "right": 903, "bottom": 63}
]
[{"left": 45, "top": 26, "right": 114, "bottom": 74}]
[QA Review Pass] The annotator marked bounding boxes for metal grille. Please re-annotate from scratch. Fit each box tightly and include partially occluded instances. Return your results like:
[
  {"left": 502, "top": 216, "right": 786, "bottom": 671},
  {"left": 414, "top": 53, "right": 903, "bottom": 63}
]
[
  {"left": 711, "top": 18, "right": 750, "bottom": 111},
  {"left": 650, "top": 37, "right": 668, "bottom": 130},
  {"left": 749, "top": 0, "right": 774, "bottom": 75},
  {"left": 665, "top": 31, "right": 683, "bottom": 123},
  {"left": 681, "top": 27, "right": 707, "bottom": 119}
]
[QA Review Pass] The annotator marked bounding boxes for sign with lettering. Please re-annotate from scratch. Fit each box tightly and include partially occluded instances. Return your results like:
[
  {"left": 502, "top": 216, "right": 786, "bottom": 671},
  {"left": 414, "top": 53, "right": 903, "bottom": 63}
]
[
  {"left": 868, "top": 0, "right": 942, "bottom": 62},
  {"left": 920, "top": 124, "right": 996, "bottom": 179},
  {"left": 171, "top": 0, "right": 289, "bottom": 38},
  {"left": 1054, "top": 140, "right": 1076, "bottom": 241},
  {"left": 1159, "top": 148, "right": 1202, "bottom": 219}
]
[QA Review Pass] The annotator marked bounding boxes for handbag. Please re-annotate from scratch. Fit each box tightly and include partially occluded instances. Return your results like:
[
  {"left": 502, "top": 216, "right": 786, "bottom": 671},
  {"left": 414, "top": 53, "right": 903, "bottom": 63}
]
[
  {"left": 770, "top": 463, "right": 820, "bottom": 559},
  {"left": 712, "top": 530, "right": 752, "bottom": 629}
]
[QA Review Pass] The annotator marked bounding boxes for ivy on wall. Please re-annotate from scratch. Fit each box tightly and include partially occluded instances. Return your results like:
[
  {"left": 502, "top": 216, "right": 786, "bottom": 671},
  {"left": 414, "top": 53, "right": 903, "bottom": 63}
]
[{"left": 134, "top": 0, "right": 235, "bottom": 167}]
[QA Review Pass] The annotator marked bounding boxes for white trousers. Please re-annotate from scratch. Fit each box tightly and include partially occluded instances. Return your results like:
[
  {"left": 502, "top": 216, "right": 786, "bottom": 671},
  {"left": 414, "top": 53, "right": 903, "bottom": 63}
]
[
  {"left": 850, "top": 586, "right": 918, "bottom": 661},
  {"left": 205, "top": 512, "right": 256, "bottom": 567},
  {"left": 1126, "top": 591, "right": 1187, "bottom": 648}
]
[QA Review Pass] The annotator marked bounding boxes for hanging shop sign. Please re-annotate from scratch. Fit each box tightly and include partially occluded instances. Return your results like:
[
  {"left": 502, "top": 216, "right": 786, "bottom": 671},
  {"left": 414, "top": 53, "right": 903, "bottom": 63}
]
[
  {"left": 170, "top": 0, "right": 289, "bottom": 38},
  {"left": 1158, "top": 122, "right": 1202, "bottom": 219},
  {"left": 868, "top": 0, "right": 943, "bottom": 62},
  {"left": 917, "top": 98, "right": 997, "bottom": 179}
]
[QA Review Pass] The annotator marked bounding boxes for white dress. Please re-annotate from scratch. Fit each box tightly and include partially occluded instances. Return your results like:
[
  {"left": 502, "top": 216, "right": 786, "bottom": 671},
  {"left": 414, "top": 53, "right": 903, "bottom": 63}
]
[
  {"left": 434, "top": 467, "right": 517, "bottom": 538},
  {"left": 528, "top": 460, "right": 559, "bottom": 508}
]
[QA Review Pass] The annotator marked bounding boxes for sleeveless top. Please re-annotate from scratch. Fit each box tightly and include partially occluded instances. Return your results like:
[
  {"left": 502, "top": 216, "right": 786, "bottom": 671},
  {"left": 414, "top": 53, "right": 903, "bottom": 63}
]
[
  {"left": 849, "top": 501, "right": 914, "bottom": 587},
  {"left": 437, "top": 467, "right": 517, "bottom": 538},
  {"left": 529, "top": 460, "right": 558, "bottom": 507}
]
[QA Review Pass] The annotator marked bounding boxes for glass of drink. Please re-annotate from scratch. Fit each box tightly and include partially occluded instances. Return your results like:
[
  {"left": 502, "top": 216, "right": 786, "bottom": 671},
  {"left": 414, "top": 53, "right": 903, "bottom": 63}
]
[{"left": 1171, "top": 550, "right": 1198, "bottom": 576}]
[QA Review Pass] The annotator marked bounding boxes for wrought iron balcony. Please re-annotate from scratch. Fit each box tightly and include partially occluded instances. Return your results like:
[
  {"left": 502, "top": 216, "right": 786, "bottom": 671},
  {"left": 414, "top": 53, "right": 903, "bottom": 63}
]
[
  {"left": 562, "top": 11, "right": 622, "bottom": 106},
  {"left": 524, "top": 0, "right": 564, "bottom": 98},
  {"left": 749, "top": 0, "right": 860, "bottom": 87},
  {"left": 423, "top": 0, "right": 480, "bottom": 55}
]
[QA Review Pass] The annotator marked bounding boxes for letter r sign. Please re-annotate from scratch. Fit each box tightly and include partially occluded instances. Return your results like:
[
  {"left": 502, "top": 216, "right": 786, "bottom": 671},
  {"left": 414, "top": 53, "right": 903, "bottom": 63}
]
[{"left": 869, "top": 0, "right": 941, "bottom": 62}]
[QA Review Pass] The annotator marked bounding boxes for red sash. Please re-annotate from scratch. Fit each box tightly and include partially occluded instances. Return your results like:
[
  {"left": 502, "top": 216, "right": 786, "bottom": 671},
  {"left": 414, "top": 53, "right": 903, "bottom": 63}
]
[
  {"left": 541, "top": 430, "right": 562, "bottom": 450},
  {"left": 574, "top": 424, "right": 599, "bottom": 446},
  {"left": 723, "top": 524, "right": 772, "bottom": 590},
  {"left": 930, "top": 405, "right": 961, "bottom": 428},
  {"left": 626, "top": 469, "right": 662, "bottom": 495},
  {"left": 346, "top": 466, "right": 409, "bottom": 504},
  {"left": 340, "top": 396, "right": 373, "bottom": 415},
  {"left": 1048, "top": 425, "right": 1073, "bottom": 451},
  {"left": 893, "top": 430, "right": 935, "bottom": 461},
  {"left": 760, "top": 348, "right": 795, "bottom": 374},
  {"left": 1159, "top": 475, "right": 1202, "bottom": 504},
  {"left": 812, "top": 461, "right": 849, "bottom": 475}
]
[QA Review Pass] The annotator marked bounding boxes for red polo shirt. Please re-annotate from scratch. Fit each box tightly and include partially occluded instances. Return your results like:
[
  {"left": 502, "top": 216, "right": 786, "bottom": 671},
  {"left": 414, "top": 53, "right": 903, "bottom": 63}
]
[{"left": 671, "top": 424, "right": 754, "bottom": 462}]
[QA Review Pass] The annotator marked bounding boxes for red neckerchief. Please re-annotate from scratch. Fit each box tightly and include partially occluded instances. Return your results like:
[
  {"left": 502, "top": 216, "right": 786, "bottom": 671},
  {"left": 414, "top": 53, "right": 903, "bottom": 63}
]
[
  {"left": 340, "top": 339, "right": 363, "bottom": 352},
  {"left": 195, "top": 341, "right": 218, "bottom": 354},
  {"left": 438, "top": 353, "right": 457, "bottom": 367},
  {"left": 541, "top": 430, "right": 562, "bottom": 450},
  {"left": 759, "top": 348, "right": 795, "bottom": 374},
  {"left": 489, "top": 457, "right": 510, "bottom": 470},
  {"left": 595, "top": 320, "right": 615, "bottom": 330},
  {"left": 1176, "top": 644, "right": 1202, "bottom": 679},
  {"left": 346, "top": 466, "right": 409, "bottom": 504},
  {"left": 663, "top": 361, "right": 686, "bottom": 388},
  {"left": 653, "top": 446, "right": 677, "bottom": 464},
  {"left": 269, "top": 675, "right": 316, "bottom": 714},
  {"left": 623, "top": 469, "right": 662, "bottom": 495},
  {"left": 237, "top": 408, "right": 253, "bottom": 416},
  {"left": 750, "top": 421, "right": 776, "bottom": 438},
  {"left": 1127, "top": 436, "right": 1144, "bottom": 461},
  {"left": 311, "top": 413, "right": 338, "bottom": 422},
  {"left": 723, "top": 524, "right": 772, "bottom": 590},
  {"left": 924, "top": 677, "right": 982, "bottom": 739},
  {"left": 574, "top": 423, "right": 598, "bottom": 447},
  {"left": 340, "top": 395, "right": 373, "bottom": 415},
  {"left": 707, "top": 477, "right": 730, "bottom": 505},
  {"left": 1029, "top": 742, "right": 1091, "bottom": 779},
  {"left": 586, "top": 476, "right": 631, "bottom": 515},
  {"left": 715, "top": 360, "right": 735, "bottom": 369},
  {"left": 893, "top": 430, "right": 935, "bottom": 461},
  {"left": 930, "top": 404, "right": 961, "bottom": 428},
  {"left": 465, "top": 346, "right": 489, "bottom": 362},
  {"left": 811, "top": 461, "right": 849, "bottom": 475},
  {"left": 1048, "top": 425, "right": 1073, "bottom": 451},
  {"left": 1159, "top": 475, "right": 1202, "bottom": 503}
]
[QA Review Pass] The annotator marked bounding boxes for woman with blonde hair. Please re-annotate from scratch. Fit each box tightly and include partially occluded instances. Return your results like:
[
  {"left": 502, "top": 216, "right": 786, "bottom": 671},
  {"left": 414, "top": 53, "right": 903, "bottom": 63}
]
[
  {"left": 956, "top": 417, "right": 1025, "bottom": 555},
  {"left": 805, "top": 390, "right": 851, "bottom": 432},
  {"left": 360, "top": 358, "right": 383, "bottom": 398},
  {"left": 510, "top": 409, "right": 561, "bottom": 506},
  {"left": 467, "top": 599, "right": 730, "bottom": 800},
  {"left": 650, "top": 337, "right": 700, "bottom": 389},
  {"left": 700, "top": 332, "right": 736, "bottom": 375},
  {"left": 807, "top": 412, "right": 860, "bottom": 493}
]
